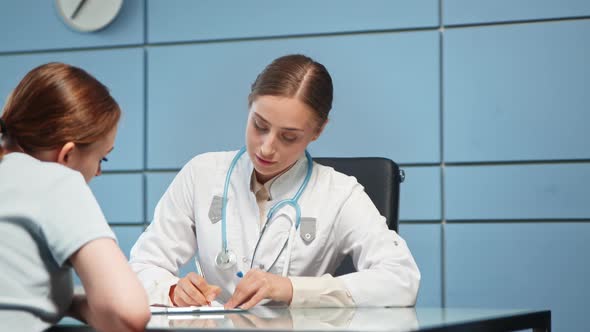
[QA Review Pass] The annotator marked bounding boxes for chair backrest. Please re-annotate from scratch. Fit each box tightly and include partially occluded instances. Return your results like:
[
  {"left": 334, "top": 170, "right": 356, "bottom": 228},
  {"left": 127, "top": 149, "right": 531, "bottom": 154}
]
[{"left": 313, "top": 157, "right": 403, "bottom": 275}]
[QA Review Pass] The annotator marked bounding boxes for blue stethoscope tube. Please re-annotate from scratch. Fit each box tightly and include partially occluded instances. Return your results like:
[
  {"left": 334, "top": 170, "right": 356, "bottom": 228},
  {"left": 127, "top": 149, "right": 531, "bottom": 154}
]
[{"left": 215, "top": 147, "right": 313, "bottom": 274}]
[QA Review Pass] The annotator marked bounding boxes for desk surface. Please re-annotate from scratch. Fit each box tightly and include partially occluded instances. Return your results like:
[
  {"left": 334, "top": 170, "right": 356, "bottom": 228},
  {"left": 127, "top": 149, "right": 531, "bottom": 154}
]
[{"left": 53, "top": 307, "right": 550, "bottom": 332}]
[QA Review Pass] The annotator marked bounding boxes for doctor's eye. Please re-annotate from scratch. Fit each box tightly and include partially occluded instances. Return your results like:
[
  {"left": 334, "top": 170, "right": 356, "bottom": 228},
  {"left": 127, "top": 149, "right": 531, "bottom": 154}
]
[
  {"left": 281, "top": 134, "right": 298, "bottom": 143},
  {"left": 100, "top": 157, "right": 109, "bottom": 164},
  {"left": 253, "top": 119, "right": 269, "bottom": 132}
]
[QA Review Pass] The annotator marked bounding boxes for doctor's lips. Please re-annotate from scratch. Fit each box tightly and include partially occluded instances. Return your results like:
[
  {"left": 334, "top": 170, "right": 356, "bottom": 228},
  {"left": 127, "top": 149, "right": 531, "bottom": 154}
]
[{"left": 255, "top": 155, "right": 276, "bottom": 166}]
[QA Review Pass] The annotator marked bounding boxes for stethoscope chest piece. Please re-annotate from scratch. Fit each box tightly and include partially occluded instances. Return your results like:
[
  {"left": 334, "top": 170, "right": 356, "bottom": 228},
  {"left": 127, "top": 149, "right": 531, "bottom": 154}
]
[{"left": 215, "top": 249, "right": 237, "bottom": 270}]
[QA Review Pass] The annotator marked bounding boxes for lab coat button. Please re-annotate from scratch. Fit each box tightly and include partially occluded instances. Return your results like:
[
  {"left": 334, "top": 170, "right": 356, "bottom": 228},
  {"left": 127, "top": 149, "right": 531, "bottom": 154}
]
[{"left": 304, "top": 233, "right": 311, "bottom": 240}]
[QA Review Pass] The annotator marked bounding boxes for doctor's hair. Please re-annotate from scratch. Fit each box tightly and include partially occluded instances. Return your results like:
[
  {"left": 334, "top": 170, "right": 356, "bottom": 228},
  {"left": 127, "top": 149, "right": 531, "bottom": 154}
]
[
  {"left": 248, "top": 54, "right": 333, "bottom": 127},
  {"left": 0, "top": 62, "right": 120, "bottom": 160}
]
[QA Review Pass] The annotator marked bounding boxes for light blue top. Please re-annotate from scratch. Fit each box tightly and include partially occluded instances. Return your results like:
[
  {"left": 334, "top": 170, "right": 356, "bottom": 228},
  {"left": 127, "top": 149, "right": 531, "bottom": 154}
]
[{"left": 0, "top": 153, "right": 115, "bottom": 331}]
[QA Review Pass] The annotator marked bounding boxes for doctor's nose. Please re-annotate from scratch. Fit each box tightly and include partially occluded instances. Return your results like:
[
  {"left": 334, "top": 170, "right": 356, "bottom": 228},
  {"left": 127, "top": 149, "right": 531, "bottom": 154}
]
[{"left": 260, "top": 136, "right": 277, "bottom": 157}]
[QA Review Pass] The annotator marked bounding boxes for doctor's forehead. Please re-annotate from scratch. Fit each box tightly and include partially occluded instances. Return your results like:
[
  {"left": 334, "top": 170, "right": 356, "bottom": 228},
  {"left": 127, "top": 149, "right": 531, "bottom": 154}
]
[
  {"left": 250, "top": 96, "right": 319, "bottom": 129},
  {"left": 251, "top": 112, "right": 306, "bottom": 133}
]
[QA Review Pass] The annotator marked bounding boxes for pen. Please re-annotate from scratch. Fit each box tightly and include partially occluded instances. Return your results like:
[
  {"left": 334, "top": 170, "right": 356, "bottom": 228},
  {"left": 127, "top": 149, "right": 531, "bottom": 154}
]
[
  {"left": 236, "top": 271, "right": 243, "bottom": 278},
  {"left": 194, "top": 257, "right": 211, "bottom": 306}
]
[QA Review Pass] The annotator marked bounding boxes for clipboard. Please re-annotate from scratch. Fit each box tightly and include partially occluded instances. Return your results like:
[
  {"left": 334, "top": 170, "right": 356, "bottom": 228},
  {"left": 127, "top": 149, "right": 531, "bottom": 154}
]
[{"left": 150, "top": 305, "right": 246, "bottom": 315}]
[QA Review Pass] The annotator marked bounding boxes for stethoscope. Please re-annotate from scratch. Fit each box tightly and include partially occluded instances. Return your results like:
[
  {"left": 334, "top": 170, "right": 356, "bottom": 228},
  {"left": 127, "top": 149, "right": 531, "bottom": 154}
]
[{"left": 215, "top": 146, "right": 313, "bottom": 277}]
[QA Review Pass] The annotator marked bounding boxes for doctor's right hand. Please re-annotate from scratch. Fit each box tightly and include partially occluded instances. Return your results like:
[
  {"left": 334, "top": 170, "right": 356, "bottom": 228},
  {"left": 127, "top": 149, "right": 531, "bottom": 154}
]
[{"left": 170, "top": 272, "right": 221, "bottom": 306}]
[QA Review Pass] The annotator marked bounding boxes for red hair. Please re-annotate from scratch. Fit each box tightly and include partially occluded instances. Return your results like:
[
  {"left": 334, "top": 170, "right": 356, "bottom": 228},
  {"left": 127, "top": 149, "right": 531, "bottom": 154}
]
[{"left": 0, "top": 62, "right": 120, "bottom": 159}]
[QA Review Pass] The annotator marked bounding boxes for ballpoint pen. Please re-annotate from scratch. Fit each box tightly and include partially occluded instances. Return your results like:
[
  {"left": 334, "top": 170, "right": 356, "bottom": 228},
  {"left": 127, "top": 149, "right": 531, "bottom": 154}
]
[{"left": 194, "top": 256, "right": 211, "bottom": 306}]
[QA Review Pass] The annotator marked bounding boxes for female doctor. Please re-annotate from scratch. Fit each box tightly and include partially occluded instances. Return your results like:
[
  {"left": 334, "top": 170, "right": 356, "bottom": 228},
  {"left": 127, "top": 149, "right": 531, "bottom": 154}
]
[{"left": 129, "top": 54, "right": 420, "bottom": 309}]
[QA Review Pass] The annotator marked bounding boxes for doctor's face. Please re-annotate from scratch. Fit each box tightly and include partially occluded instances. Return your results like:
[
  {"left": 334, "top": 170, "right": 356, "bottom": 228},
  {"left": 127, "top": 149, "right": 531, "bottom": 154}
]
[{"left": 246, "top": 95, "right": 323, "bottom": 183}]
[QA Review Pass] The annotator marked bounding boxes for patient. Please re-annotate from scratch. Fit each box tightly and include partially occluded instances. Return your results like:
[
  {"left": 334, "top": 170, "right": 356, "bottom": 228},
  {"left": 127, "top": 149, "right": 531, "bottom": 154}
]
[{"left": 0, "top": 63, "right": 150, "bottom": 331}]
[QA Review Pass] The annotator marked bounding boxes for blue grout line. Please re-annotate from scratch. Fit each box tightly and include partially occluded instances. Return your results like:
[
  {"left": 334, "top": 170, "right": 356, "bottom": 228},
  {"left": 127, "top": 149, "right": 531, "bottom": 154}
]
[
  {"left": 0, "top": 27, "right": 434, "bottom": 57},
  {"left": 142, "top": 0, "right": 149, "bottom": 227},
  {"left": 142, "top": 0, "right": 149, "bottom": 228},
  {"left": 444, "top": 218, "right": 590, "bottom": 224},
  {"left": 392, "top": 219, "right": 590, "bottom": 224},
  {"left": 142, "top": 173, "right": 147, "bottom": 227},
  {"left": 1, "top": 15, "right": 589, "bottom": 57},
  {"left": 107, "top": 222, "right": 146, "bottom": 227},
  {"left": 439, "top": 0, "right": 447, "bottom": 309},
  {"left": 99, "top": 157, "right": 590, "bottom": 176},
  {"left": 142, "top": 47, "right": 148, "bottom": 227},
  {"left": 444, "top": 14, "right": 590, "bottom": 29},
  {"left": 143, "top": 0, "right": 148, "bottom": 45}
]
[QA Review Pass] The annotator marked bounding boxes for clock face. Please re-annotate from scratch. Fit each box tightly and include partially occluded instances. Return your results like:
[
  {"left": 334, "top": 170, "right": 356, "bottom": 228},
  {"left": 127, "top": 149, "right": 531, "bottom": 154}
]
[{"left": 55, "top": 0, "right": 123, "bottom": 32}]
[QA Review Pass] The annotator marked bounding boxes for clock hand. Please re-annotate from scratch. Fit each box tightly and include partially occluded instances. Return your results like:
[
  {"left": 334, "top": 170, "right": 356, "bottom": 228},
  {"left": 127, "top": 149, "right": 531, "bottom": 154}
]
[{"left": 70, "top": 0, "right": 88, "bottom": 20}]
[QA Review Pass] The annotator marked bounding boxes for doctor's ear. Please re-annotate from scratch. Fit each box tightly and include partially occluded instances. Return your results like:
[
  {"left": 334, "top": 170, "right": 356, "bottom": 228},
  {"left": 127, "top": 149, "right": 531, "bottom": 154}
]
[
  {"left": 56, "top": 142, "right": 76, "bottom": 166},
  {"left": 312, "top": 119, "right": 328, "bottom": 141}
]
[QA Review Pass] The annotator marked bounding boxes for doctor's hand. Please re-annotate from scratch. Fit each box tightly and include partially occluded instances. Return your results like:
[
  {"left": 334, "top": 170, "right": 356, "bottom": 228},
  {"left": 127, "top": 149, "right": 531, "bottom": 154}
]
[
  {"left": 170, "top": 272, "right": 221, "bottom": 306},
  {"left": 224, "top": 269, "right": 293, "bottom": 309}
]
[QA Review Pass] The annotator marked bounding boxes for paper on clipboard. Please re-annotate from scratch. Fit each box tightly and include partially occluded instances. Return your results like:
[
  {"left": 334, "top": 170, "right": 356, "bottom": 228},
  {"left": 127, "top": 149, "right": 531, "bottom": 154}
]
[{"left": 150, "top": 302, "right": 246, "bottom": 315}]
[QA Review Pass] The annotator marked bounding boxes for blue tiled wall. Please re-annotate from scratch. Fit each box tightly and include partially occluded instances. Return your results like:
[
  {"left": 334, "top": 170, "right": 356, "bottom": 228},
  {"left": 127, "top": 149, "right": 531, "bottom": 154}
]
[
  {"left": 446, "top": 223, "right": 590, "bottom": 331},
  {"left": 444, "top": 20, "right": 590, "bottom": 162},
  {"left": 2, "top": 1, "right": 588, "bottom": 330}
]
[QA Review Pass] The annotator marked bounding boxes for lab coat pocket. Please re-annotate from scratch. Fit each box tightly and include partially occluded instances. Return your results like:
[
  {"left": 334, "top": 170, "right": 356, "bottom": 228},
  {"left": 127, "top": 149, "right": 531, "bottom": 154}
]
[
  {"left": 208, "top": 195, "right": 224, "bottom": 224},
  {"left": 287, "top": 216, "right": 330, "bottom": 275},
  {"left": 299, "top": 217, "right": 317, "bottom": 244}
]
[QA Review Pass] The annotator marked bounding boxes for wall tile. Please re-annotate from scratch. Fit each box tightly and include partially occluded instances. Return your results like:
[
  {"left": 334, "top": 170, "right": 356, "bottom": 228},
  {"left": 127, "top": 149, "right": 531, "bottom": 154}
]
[
  {"left": 445, "top": 164, "right": 590, "bottom": 220},
  {"left": 444, "top": 21, "right": 590, "bottom": 162},
  {"left": 399, "top": 167, "right": 441, "bottom": 221},
  {"left": 446, "top": 223, "right": 590, "bottom": 331},
  {"left": 148, "top": 0, "right": 438, "bottom": 43}
]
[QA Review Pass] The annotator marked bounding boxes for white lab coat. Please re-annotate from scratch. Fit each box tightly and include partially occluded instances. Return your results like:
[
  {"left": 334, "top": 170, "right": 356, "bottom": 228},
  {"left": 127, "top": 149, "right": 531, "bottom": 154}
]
[{"left": 130, "top": 150, "right": 420, "bottom": 307}]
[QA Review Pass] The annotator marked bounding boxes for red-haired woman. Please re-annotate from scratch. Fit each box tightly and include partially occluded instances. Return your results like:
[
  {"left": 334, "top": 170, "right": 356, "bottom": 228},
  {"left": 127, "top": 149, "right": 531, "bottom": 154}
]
[{"left": 0, "top": 63, "right": 149, "bottom": 331}]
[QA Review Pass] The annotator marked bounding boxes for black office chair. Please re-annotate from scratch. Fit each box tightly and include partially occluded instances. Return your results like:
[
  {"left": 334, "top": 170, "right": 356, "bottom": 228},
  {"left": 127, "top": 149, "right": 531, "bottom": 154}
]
[{"left": 313, "top": 157, "right": 404, "bottom": 276}]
